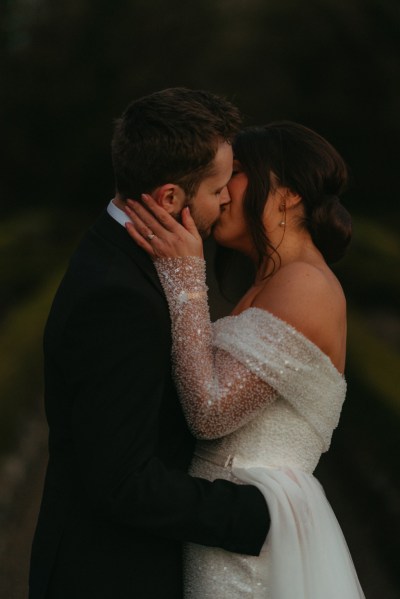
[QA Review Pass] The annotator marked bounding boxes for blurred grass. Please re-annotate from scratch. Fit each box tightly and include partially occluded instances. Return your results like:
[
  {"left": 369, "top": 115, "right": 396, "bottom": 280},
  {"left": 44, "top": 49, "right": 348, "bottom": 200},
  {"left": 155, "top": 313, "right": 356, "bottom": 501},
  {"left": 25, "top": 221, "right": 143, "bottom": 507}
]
[
  {"left": 0, "top": 271, "right": 63, "bottom": 454},
  {"left": 0, "top": 209, "right": 83, "bottom": 455},
  {"left": 347, "top": 311, "right": 400, "bottom": 417},
  {"left": 336, "top": 214, "right": 400, "bottom": 415},
  {"left": 0, "top": 210, "right": 76, "bottom": 314},
  {"left": 335, "top": 215, "right": 400, "bottom": 310}
]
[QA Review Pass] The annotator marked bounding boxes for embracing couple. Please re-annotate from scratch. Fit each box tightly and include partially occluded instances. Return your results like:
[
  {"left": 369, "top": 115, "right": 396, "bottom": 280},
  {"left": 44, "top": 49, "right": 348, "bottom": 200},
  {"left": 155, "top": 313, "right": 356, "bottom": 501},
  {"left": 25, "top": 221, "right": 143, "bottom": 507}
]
[{"left": 29, "top": 88, "right": 365, "bottom": 598}]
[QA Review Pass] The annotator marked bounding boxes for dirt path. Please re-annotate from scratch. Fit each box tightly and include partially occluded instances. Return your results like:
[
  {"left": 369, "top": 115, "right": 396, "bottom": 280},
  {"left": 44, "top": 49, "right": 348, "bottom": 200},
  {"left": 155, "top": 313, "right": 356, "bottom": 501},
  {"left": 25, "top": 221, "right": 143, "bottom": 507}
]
[{"left": 0, "top": 416, "right": 47, "bottom": 599}]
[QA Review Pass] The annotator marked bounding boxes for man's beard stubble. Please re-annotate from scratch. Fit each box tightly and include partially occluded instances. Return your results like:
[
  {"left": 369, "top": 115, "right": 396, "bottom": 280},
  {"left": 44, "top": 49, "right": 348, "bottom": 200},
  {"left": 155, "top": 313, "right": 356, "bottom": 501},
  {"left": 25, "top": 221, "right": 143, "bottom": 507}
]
[{"left": 171, "top": 204, "right": 212, "bottom": 241}]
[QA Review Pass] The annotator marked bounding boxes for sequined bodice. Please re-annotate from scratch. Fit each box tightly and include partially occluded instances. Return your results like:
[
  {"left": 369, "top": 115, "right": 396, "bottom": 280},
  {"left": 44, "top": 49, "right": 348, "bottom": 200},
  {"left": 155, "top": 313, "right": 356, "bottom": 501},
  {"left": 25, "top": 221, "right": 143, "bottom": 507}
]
[
  {"left": 155, "top": 257, "right": 346, "bottom": 475},
  {"left": 195, "top": 401, "right": 323, "bottom": 474}
]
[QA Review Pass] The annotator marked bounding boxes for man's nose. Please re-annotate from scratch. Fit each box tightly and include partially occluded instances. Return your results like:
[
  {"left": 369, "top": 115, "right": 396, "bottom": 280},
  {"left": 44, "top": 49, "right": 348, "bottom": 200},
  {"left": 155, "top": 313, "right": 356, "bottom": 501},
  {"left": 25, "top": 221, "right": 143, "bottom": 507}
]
[{"left": 219, "top": 186, "right": 231, "bottom": 206}]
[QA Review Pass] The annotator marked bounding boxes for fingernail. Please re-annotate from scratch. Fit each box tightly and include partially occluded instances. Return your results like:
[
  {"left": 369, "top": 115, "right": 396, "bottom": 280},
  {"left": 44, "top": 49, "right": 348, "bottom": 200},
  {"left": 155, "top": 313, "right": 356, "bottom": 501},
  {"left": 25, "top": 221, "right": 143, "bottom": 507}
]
[{"left": 127, "top": 200, "right": 140, "bottom": 211}]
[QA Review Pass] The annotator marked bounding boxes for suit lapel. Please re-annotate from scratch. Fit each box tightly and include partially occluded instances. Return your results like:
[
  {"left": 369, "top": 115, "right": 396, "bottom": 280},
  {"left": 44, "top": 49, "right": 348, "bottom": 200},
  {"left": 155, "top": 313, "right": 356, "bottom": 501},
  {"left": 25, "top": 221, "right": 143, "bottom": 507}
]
[{"left": 92, "top": 209, "right": 165, "bottom": 297}]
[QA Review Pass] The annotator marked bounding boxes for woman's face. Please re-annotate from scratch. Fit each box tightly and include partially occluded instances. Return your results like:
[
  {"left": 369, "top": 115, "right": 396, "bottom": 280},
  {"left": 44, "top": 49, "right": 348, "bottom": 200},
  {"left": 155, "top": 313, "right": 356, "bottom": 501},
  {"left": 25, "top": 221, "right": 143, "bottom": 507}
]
[{"left": 212, "top": 159, "right": 254, "bottom": 255}]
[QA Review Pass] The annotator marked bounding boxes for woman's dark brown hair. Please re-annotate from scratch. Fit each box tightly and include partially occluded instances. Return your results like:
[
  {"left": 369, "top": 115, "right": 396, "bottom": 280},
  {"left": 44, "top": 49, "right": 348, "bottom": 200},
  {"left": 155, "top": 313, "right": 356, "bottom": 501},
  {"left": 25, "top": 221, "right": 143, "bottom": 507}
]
[{"left": 233, "top": 121, "right": 352, "bottom": 266}]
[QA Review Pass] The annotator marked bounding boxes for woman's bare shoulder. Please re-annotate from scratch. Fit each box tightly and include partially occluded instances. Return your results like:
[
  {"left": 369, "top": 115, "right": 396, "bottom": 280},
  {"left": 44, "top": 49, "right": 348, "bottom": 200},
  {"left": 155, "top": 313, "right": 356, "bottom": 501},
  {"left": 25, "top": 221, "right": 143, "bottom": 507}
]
[{"left": 251, "top": 261, "right": 346, "bottom": 360}]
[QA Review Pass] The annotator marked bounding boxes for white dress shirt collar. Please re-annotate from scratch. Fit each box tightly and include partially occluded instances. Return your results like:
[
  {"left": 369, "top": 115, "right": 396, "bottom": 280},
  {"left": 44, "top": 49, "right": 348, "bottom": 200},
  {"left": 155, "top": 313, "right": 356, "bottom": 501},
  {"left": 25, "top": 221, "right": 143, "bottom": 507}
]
[{"left": 107, "top": 199, "right": 132, "bottom": 227}]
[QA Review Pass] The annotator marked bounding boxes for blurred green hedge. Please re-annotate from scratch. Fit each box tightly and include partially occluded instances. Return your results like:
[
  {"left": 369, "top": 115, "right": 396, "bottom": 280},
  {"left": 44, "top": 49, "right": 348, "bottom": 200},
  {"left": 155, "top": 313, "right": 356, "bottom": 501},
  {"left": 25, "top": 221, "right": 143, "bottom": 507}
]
[
  {"left": 0, "top": 272, "right": 61, "bottom": 453},
  {"left": 0, "top": 211, "right": 82, "bottom": 455}
]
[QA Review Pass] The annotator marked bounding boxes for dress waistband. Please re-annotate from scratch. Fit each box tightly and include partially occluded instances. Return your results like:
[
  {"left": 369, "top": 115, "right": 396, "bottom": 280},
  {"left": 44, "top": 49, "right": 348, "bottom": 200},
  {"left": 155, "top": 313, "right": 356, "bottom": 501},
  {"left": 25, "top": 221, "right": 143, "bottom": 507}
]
[
  {"left": 193, "top": 445, "right": 300, "bottom": 473},
  {"left": 193, "top": 446, "right": 234, "bottom": 469}
]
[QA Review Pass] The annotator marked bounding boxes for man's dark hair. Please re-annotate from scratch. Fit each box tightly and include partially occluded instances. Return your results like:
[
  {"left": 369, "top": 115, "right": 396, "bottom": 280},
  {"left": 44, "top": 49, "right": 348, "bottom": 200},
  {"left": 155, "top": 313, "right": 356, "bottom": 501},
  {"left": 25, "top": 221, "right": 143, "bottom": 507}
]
[{"left": 111, "top": 87, "right": 241, "bottom": 200}]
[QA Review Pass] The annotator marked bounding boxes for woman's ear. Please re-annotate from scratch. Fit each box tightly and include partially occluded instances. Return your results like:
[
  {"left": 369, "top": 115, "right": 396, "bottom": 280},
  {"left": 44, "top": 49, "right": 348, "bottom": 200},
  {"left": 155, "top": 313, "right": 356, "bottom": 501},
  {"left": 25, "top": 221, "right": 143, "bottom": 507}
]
[
  {"left": 279, "top": 187, "right": 302, "bottom": 209},
  {"left": 152, "top": 184, "right": 186, "bottom": 214}
]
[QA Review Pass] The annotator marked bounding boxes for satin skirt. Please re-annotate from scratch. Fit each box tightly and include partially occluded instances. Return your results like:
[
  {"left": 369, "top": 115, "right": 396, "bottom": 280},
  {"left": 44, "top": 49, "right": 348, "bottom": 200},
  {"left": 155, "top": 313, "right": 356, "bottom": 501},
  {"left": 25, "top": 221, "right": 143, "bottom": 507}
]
[{"left": 184, "top": 462, "right": 365, "bottom": 598}]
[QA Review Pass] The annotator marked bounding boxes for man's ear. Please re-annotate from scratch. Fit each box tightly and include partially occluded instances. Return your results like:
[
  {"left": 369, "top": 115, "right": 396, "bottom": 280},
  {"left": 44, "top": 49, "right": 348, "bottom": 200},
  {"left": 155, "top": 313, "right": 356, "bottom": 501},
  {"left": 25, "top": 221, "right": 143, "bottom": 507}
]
[{"left": 152, "top": 184, "right": 185, "bottom": 214}]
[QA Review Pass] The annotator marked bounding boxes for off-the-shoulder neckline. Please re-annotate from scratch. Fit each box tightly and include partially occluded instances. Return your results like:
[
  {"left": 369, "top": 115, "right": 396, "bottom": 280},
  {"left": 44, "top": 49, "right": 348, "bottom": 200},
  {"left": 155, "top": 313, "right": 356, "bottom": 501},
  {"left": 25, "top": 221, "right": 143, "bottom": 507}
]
[{"left": 217, "top": 306, "right": 346, "bottom": 381}]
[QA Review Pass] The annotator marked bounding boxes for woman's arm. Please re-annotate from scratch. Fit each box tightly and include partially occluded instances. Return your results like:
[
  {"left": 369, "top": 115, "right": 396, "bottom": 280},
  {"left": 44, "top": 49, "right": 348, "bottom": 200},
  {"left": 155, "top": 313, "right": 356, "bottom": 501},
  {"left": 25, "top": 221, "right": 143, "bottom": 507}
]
[{"left": 124, "top": 197, "right": 277, "bottom": 439}]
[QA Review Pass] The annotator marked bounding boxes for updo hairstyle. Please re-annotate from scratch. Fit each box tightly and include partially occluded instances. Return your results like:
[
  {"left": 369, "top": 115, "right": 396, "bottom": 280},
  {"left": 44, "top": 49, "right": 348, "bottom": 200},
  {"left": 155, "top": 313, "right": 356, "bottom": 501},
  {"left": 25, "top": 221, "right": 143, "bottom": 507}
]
[{"left": 233, "top": 121, "right": 352, "bottom": 265}]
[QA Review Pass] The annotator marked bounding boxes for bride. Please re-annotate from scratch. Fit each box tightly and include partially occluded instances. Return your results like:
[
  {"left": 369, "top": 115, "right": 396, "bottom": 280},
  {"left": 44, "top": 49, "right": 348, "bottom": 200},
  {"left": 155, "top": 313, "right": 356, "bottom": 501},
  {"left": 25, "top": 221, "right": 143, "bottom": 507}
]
[{"left": 125, "top": 121, "right": 365, "bottom": 598}]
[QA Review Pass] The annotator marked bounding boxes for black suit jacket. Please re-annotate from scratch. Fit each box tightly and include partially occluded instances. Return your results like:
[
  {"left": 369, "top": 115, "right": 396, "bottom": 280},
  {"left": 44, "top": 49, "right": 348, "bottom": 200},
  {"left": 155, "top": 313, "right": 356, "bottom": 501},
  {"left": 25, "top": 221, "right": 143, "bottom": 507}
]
[{"left": 29, "top": 210, "right": 269, "bottom": 599}]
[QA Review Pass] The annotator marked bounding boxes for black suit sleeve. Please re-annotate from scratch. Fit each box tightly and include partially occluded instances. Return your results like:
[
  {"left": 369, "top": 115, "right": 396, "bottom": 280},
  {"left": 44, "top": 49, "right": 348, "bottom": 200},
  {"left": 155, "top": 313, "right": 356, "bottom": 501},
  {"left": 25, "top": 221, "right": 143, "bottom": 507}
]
[{"left": 61, "top": 285, "right": 269, "bottom": 556}]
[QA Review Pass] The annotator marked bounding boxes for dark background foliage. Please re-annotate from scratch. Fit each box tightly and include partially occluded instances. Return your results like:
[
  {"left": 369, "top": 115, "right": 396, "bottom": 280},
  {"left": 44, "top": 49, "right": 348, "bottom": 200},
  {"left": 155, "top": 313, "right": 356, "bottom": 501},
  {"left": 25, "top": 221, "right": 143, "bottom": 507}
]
[{"left": 0, "top": 0, "right": 399, "bottom": 596}]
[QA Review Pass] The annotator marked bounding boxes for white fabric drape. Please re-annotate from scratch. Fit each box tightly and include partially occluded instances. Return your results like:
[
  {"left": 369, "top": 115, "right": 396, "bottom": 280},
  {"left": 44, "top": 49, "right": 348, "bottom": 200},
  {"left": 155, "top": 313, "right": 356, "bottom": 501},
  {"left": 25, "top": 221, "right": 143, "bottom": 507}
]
[{"left": 234, "top": 464, "right": 365, "bottom": 598}]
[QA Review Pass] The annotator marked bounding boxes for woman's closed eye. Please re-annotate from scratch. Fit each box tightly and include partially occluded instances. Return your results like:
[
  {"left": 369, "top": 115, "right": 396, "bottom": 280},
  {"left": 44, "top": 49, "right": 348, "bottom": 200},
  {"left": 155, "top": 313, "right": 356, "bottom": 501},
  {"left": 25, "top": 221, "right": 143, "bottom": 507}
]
[{"left": 231, "top": 160, "right": 243, "bottom": 178}]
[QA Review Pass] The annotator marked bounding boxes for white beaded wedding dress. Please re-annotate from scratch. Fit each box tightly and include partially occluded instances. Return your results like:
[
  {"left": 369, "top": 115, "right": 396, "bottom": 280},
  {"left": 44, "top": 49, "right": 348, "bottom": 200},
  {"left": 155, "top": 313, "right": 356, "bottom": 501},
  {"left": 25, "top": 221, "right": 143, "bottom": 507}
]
[{"left": 155, "top": 256, "right": 365, "bottom": 599}]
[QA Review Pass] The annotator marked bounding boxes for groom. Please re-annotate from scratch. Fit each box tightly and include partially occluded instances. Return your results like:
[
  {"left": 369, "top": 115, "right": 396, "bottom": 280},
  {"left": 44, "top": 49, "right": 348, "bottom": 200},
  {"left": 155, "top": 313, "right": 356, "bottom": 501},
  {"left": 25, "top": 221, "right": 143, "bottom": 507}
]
[{"left": 29, "top": 88, "right": 270, "bottom": 599}]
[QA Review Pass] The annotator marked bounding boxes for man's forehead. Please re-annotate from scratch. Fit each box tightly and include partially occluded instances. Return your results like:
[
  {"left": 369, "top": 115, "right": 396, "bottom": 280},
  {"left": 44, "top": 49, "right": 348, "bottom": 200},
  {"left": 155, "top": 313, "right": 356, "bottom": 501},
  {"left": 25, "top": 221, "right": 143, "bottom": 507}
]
[{"left": 213, "top": 142, "right": 233, "bottom": 171}]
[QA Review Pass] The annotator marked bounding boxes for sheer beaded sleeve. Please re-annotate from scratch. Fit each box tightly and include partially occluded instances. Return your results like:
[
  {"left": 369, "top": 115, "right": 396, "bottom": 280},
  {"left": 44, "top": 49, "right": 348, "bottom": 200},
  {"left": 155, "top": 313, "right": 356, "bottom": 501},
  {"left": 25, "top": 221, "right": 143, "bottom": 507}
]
[
  {"left": 154, "top": 257, "right": 278, "bottom": 440},
  {"left": 213, "top": 307, "right": 347, "bottom": 450},
  {"left": 155, "top": 257, "right": 347, "bottom": 448}
]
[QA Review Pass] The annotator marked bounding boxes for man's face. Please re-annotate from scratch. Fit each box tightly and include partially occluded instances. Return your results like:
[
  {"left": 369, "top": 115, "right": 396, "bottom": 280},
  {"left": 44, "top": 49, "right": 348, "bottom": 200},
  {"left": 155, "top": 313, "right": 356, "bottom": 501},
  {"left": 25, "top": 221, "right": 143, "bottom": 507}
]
[
  {"left": 213, "top": 158, "right": 253, "bottom": 254},
  {"left": 186, "top": 141, "right": 233, "bottom": 239}
]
